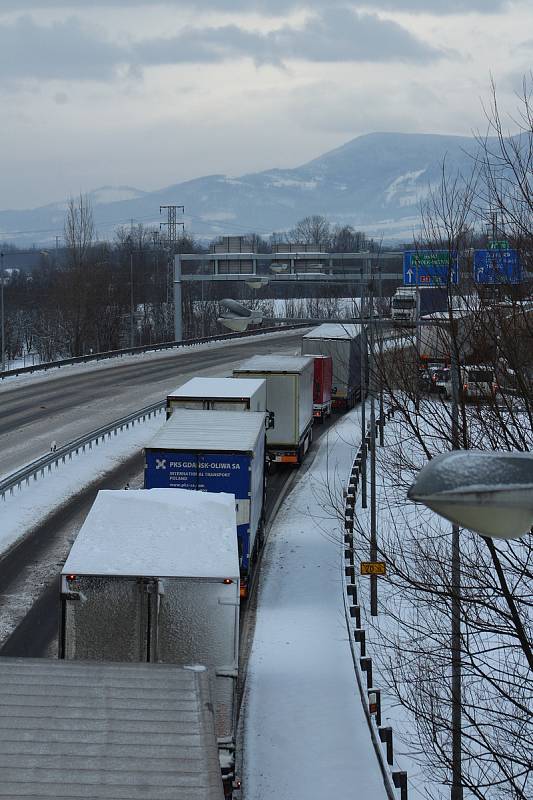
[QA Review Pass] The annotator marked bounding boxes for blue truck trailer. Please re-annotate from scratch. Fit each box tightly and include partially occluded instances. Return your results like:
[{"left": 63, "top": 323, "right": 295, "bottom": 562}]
[{"left": 144, "top": 409, "right": 266, "bottom": 595}]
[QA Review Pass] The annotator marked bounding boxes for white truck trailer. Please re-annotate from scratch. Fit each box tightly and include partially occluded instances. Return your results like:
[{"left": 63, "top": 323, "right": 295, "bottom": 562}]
[
  {"left": 60, "top": 488, "right": 240, "bottom": 795},
  {"left": 166, "top": 376, "right": 267, "bottom": 418},
  {"left": 0, "top": 658, "right": 224, "bottom": 799},
  {"left": 302, "top": 323, "right": 364, "bottom": 410},
  {"left": 233, "top": 355, "right": 314, "bottom": 465}
]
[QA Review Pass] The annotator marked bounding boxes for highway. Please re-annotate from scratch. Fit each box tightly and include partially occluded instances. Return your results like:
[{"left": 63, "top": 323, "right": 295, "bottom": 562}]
[
  {"left": 0, "top": 328, "right": 309, "bottom": 656},
  {"left": 0, "top": 329, "right": 306, "bottom": 477}
]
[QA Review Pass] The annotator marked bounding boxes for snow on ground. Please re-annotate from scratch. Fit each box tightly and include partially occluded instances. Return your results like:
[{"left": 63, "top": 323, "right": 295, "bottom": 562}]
[
  {"left": 243, "top": 408, "right": 387, "bottom": 799},
  {"left": 0, "top": 412, "right": 164, "bottom": 559}
]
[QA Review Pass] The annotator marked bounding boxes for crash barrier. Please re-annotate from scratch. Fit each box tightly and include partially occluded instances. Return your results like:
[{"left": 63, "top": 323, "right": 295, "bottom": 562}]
[
  {"left": 0, "top": 402, "right": 165, "bottom": 501},
  {"left": 342, "top": 405, "right": 408, "bottom": 800},
  {"left": 0, "top": 323, "right": 310, "bottom": 379}
]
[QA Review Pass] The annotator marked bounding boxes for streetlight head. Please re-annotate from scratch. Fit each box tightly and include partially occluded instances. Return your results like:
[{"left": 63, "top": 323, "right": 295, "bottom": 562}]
[
  {"left": 245, "top": 278, "right": 269, "bottom": 289},
  {"left": 408, "top": 450, "right": 533, "bottom": 540}
]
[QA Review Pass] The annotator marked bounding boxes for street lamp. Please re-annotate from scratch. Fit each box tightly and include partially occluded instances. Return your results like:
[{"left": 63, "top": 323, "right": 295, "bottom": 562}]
[
  {"left": 1, "top": 252, "right": 4, "bottom": 372},
  {"left": 408, "top": 449, "right": 533, "bottom": 540}
]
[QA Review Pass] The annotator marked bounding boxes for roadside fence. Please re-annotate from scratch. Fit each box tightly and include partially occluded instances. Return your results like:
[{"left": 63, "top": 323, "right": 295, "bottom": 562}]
[{"left": 342, "top": 406, "right": 408, "bottom": 800}]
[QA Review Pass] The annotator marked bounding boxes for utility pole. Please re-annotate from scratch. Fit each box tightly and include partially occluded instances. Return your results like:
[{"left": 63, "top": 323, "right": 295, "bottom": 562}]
[
  {"left": 369, "top": 268, "right": 378, "bottom": 616},
  {"left": 160, "top": 205, "right": 184, "bottom": 307},
  {"left": 360, "top": 260, "right": 367, "bottom": 509},
  {"left": 130, "top": 252, "right": 134, "bottom": 349},
  {"left": 450, "top": 325, "right": 463, "bottom": 800}
]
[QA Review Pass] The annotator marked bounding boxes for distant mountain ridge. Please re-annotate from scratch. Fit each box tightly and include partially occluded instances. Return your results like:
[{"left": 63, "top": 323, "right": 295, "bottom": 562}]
[{"left": 0, "top": 132, "right": 482, "bottom": 246}]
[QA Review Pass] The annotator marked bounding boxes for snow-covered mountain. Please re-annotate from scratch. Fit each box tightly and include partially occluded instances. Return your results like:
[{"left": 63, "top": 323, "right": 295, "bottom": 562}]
[{"left": 0, "top": 132, "right": 481, "bottom": 246}]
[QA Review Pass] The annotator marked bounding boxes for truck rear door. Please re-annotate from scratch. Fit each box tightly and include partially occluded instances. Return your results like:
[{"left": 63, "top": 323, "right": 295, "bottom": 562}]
[
  {"left": 60, "top": 575, "right": 160, "bottom": 662},
  {"left": 157, "top": 578, "right": 239, "bottom": 741}
]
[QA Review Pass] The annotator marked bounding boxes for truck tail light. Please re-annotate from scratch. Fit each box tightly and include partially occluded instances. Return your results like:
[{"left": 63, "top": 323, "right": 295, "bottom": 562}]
[
  {"left": 66, "top": 575, "right": 76, "bottom": 582},
  {"left": 223, "top": 578, "right": 233, "bottom": 585}
]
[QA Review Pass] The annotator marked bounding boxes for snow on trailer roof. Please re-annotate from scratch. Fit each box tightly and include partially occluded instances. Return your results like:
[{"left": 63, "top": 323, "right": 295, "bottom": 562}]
[
  {"left": 146, "top": 409, "right": 265, "bottom": 453},
  {"left": 234, "top": 355, "right": 313, "bottom": 373},
  {"left": 303, "top": 323, "right": 362, "bottom": 340},
  {"left": 0, "top": 658, "right": 224, "bottom": 800},
  {"left": 168, "top": 376, "right": 265, "bottom": 399},
  {"left": 62, "top": 489, "right": 239, "bottom": 579}
]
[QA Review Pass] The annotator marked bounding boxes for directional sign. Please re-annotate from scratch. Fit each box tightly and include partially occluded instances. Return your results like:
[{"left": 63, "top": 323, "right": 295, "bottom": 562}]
[
  {"left": 403, "top": 251, "right": 459, "bottom": 287},
  {"left": 474, "top": 248, "right": 521, "bottom": 285},
  {"left": 360, "top": 561, "right": 387, "bottom": 576}
]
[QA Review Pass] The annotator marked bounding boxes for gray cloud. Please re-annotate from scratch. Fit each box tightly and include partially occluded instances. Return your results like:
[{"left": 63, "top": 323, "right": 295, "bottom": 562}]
[
  {"left": 0, "top": 8, "right": 443, "bottom": 83},
  {"left": 134, "top": 9, "right": 442, "bottom": 68},
  {"left": 0, "top": 1, "right": 510, "bottom": 15},
  {"left": 0, "top": 16, "right": 123, "bottom": 80}
]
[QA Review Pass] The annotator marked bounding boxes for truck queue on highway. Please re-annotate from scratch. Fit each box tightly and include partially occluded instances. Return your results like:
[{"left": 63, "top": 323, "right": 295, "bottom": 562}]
[{"left": 0, "top": 323, "right": 366, "bottom": 800}]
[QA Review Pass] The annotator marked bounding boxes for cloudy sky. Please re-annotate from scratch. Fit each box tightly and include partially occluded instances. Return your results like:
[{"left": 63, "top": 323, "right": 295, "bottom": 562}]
[{"left": 0, "top": 0, "right": 531, "bottom": 210}]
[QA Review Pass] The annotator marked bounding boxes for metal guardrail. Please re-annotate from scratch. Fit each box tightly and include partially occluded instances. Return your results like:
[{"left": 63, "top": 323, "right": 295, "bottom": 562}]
[
  {"left": 0, "top": 323, "right": 311, "bottom": 379},
  {"left": 342, "top": 408, "right": 408, "bottom": 800},
  {"left": 0, "top": 401, "right": 165, "bottom": 501}
]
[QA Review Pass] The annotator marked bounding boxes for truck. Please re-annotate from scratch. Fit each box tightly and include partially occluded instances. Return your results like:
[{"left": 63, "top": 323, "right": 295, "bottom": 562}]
[
  {"left": 60, "top": 488, "right": 240, "bottom": 796},
  {"left": 391, "top": 287, "right": 419, "bottom": 326},
  {"left": 311, "top": 354, "right": 333, "bottom": 422},
  {"left": 144, "top": 409, "right": 266, "bottom": 592},
  {"left": 166, "top": 376, "right": 267, "bottom": 419},
  {"left": 418, "top": 311, "right": 475, "bottom": 365},
  {"left": 0, "top": 657, "right": 225, "bottom": 799},
  {"left": 301, "top": 324, "right": 364, "bottom": 410},
  {"left": 232, "top": 355, "right": 314, "bottom": 465}
]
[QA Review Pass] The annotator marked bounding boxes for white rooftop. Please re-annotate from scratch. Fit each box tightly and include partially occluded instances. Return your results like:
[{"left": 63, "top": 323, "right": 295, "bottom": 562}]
[
  {"left": 146, "top": 409, "right": 265, "bottom": 452},
  {"left": 62, "top": 489, "right": 239, "bottom": 579},
  {"left": 234, "top": 355, "right": 313, "bottom": 374},
  {"left": 303, "top": 323, "right": 362, "bottom": 340},
  {"left": 168, "top": 376, "right": 265, "bottom": 399}
]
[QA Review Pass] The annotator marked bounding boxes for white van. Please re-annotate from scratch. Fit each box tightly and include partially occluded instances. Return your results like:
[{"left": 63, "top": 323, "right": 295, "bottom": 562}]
[{"left": 443, "top": 365, "right": 495, "bottom": 401}]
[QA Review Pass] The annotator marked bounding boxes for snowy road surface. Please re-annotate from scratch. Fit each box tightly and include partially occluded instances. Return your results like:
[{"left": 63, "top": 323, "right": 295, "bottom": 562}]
[
  {"left": 0, "top": 329, "right": 303, "bottom": 479},
  {"left": 243, "top": 408, "right": 387, "bottom": 799}
]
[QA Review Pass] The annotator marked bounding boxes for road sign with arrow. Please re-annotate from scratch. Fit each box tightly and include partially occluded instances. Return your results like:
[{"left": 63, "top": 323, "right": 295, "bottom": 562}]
[
  {"left": 403, "top": 251, "right": 458, "bottom": 287},
  {"left": 473, "top": 248, "right": 521, "bottom": 284}
]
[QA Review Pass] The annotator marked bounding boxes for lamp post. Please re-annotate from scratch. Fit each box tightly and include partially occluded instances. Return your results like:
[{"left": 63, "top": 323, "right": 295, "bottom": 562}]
[
  {"left": 1, "top": 251, "right": 4, "bottom": 372},
  {"left": 408, "top": 448, "right": 533, "bottom": 790}
]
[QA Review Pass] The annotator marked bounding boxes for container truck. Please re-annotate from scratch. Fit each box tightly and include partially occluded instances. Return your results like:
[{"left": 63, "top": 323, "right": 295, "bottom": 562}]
[
  {"left": 391, "top": 287, "right": 419, "bottom": 326},
  {"left": 144, "top": 409, "right": 266, "bottom": 592},
  {"left": 233, "top": 355, "right": 314, "bottom": 465},
  {"left": 311, "top": 354, "right": 332, "bottom": 422},
  {"left": 60, "top": 488, "right": 240, "bottom": 796},
  {"left": 166, "top": 376, "right": 267, "bottom": 418},
  {"left": 0, "top": 657, "right": 225, "bottom": 800},
  {"left": 302, "top": 324, "right": 364, "bottom": 410}
]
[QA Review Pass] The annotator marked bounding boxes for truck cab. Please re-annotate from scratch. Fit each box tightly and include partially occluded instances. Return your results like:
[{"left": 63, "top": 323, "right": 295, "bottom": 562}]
[{"left": 391, "top": 288, "right": 418, "bottom": 326}]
